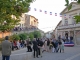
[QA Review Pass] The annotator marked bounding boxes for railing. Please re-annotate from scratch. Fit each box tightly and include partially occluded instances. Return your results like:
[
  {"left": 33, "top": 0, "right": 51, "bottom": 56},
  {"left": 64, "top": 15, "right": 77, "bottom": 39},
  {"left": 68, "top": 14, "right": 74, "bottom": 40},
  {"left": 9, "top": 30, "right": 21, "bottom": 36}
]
[{"left": 57, "top": 23, "right": 80, "bottom": 29}]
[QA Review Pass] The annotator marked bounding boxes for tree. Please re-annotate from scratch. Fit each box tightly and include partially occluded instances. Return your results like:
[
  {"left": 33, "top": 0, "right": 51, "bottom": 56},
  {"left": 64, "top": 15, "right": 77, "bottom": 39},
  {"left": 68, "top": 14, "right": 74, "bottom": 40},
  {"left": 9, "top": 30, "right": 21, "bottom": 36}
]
[
  {"left": 0, "top": 0, "right": 35, "bottom": 32},
  {"left": 65, "top": 0, "right": 80, "bottom": 7},
  {"left": 33, "top": 31, "right": 41, "bottom": 38},
  {"left": 10, "top": 34, "right": 20, "bottom": 41},
  {"left": 74, "top": 15, "right": 80, "bottom": 23},
  {"left": 19, "top": 33, "right": 27, "bottom": 40},
  {"left": 29, "top": 32, "right": 34, "bottom": 40}
]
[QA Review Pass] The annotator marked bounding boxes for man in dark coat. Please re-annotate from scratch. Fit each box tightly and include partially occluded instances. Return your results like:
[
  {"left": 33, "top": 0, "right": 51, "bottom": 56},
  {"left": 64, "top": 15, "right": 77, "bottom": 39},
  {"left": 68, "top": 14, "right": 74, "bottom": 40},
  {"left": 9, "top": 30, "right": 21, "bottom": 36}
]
[
  {"left": 37, "top": 38, "right": 44, "bottom": 57},
  {"left": 32, "top": 38, "right": 39, "bottom": 58}
]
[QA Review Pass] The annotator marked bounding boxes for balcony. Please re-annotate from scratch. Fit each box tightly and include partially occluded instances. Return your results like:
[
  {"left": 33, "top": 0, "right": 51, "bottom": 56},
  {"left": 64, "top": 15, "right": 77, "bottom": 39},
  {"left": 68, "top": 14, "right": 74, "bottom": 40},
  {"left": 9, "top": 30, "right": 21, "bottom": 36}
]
[{"left": 57, "top": 23, "right": 80, "bottom": 30}]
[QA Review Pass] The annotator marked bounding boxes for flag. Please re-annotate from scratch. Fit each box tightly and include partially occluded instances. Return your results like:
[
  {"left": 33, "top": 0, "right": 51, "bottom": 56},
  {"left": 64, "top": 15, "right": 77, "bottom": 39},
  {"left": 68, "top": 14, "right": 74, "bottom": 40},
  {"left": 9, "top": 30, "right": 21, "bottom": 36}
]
[
  {"left": 50, "top": 12, "right": 52, "bottom": 15},
  {"left": 28, "top": 7, "right": 31, "bottom": 11},
  {"left": 40, "top": 10, "right": 42, "bottom": 12},
  {"left": 69, "top": 15, "right": 71, "bottom": 18},
  {"left": 44, "top": 11, "right": 47, "bottom": 14},
  {"left": 55, "top": 13, "right": 57, "bottom": 16},
  {"left": 64, "top": 14, "right": 66, "bottom": 18},
  {"left": 34, "top": 8, "right": 37, "bottom": 11},
  {"left": 60, "top": 14, "right": 62, "bottom": 17}
]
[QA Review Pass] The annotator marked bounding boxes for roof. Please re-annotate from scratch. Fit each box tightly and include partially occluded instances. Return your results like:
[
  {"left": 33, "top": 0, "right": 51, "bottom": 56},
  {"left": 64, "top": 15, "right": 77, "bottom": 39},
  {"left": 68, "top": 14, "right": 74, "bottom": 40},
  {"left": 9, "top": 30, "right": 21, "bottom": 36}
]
[
  {"left": 25, "top": 14, "right": 38, "bottom": 21},
  {"left": 60, "top": 2, "right": 78, "bottom": 14},
  {"left": 55, "top": 20, "right": 62, "bottom": 30},
  {"left": 30, "top": 15, "right": 38, "bottom": 21}
]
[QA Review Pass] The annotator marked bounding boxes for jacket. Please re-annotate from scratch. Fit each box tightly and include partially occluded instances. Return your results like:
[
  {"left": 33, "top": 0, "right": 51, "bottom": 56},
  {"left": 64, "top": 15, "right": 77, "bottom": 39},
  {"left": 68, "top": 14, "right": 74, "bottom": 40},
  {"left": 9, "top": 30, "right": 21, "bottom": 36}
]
[{"left": 1, "top": 40, "right": 12, "bottom": 56}]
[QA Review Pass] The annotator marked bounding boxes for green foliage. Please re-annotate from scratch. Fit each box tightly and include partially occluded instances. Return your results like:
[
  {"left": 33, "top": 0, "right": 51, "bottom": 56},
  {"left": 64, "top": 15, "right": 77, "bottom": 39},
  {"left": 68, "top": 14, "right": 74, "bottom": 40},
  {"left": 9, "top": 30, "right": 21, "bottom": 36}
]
[
  {"left": 68, "top": 4, "right": 72, "bottom": 11},
  {"left": 28, "top": 32, "right": 34, "bottom": 40},
  {"left": 10, "top": 34, "right": 20, "bottom": 41},
  {"left": 74, "top": 15, "right": 80, "bottom": 23},
  {"left": 0, "top": 38, "right": 4, "bottom": 43},
  {"left": 65, "top": 0, "right": 80, "bottom": 10},
  {"left": 77, "top": 0, "right": 80, "bottom": 4},
  {"left": 0, "top": 0, "right": 35, "bottom": 32},
  {"left": 65, "top": 0, "right": 69, "bottom": 6},
  {"left": 19, "top": 33, "right": 27, "bottom": 40},
  {"left": 33, "top": 31, "right": 41, "bottom": 38}
]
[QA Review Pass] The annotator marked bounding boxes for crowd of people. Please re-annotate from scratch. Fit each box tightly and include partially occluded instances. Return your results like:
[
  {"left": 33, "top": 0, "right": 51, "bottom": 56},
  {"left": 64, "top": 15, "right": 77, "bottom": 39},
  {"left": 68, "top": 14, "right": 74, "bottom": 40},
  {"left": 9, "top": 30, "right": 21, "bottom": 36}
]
[
  {"left": 31, "top": 38, "right": 64, "bottom": 58},
  {"left": 1, "top": 36, "right": 65, "bottom": 60},
  {"left": 13, "top": 27, "right": 38, "bottom": 31}
]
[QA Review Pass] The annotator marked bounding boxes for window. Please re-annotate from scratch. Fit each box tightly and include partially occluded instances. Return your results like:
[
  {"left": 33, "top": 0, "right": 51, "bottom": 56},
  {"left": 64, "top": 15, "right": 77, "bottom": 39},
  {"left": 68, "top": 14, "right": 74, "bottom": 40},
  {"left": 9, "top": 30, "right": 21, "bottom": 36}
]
[
  {"left": 64, "top": 18, "right": 68, "bottom": 25},
  {"left": 65, "top": 20, "right": 68, "bottom": 25},
  {"left": 72, "top": 17, "right": 76, "bottom": 24}
]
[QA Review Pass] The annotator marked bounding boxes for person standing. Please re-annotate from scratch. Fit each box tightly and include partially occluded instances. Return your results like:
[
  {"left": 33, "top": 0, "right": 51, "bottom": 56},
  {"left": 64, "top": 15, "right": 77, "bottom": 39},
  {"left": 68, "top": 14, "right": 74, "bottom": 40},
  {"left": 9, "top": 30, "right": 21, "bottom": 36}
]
[
  {"left": 44, "top": 40, "right": 47, "bottom": 51},
  {"left": 1, "top": 36, "right": 12, "bottom": 60},
  {"left": 26, "top": 39, "right": 32, "bottom": 52},
  {"left": 61, "top": 40, "right": 64, "bottom": 53},
  {"left": 47, "top": 38, "right": 50, "bottom": 52},
  {"left": 38, "top": 38, "right": 44, "bottom": 57},
  {"left": 32, "top": 38, "right": 39, "bottom": 58},
  {"left": 58, "top": 40, "right": 62, "bottom": 53}
]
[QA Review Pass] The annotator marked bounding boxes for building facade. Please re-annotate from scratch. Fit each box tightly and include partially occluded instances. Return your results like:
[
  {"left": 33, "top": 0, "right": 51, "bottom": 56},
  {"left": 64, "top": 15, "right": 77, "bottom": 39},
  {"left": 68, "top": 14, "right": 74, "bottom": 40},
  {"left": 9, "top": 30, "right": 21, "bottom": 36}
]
[
  {"left": 54, "top": 20, "right": 62, "bottom": 39},
  {"left": 25, "top": 14, "right": 38, "bottom": 28},
  {"left": 57, "top": 2, "right": 80, "bottom": 45},
  {"left": 19, "top": 13, "right": 26, "bottom": 28}
]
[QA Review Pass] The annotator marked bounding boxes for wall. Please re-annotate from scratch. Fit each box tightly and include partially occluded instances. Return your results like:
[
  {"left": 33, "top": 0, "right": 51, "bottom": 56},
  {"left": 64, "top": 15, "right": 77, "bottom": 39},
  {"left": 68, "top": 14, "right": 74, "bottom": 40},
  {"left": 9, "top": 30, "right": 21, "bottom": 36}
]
[
  {"left": 19, "top": 14, "right": 25, "bottom": 28},
  {"left": 62, "top": 3, "right": 80, "bottom": 25},
  {"left": 0, "top": 32, "right": 11, "bottom": 43}
]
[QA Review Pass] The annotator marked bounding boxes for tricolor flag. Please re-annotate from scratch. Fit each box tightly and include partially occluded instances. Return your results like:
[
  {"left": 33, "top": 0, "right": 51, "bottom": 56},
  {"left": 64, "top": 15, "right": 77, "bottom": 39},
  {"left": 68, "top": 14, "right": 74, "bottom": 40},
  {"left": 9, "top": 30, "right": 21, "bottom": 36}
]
[
  {"left": 40, "top": 10, "right": 42, "bottom": 12},
  {"left": 50, "top": 12, "right": 52, "bottom": 15},
  {"left": 44, "top": 11, "right": 47, "bottom": 14},
  {"left": 28, "top": 7, "right": 31, "bottom": 11},
  {"left": 64, "top": 14, "right": 66, "bottom": 18},
  {"left": 34, "top": 8, "right": 37, "bottom": 11},
  {"left": 69, "top": 15, "right": 71, "bottom": 18},
  {"left": 55, "top": 13, "right": 57, "bottom": 16},
  {"left": 60, "top": 14, "right": 62, "bottom": 17}
]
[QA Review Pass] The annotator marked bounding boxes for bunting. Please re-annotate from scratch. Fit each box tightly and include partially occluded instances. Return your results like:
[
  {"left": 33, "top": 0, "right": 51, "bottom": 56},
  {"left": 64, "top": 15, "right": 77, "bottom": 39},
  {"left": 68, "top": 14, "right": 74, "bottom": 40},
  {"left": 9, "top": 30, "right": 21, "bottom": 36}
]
[
  {"left": 28, "top": 7, "right": 31, "bottom": 11},
  {"left": 50, "top": 12, "right": 52, "bottom": 15},
  {"left": 55, "top": 13, "right": 57, "bottom": 16},
  {"left": 28, "top": 7, "right": 72, "bottom": 18},
  {"left": 34, "top": 8, "right": 37, "bottom": 11},
  {"left": 69, "top": 15, "right": 71, "bottom": 18},
  {"left": 44, "top": 11, "right": 47, "bottom": 14},
  {"left": 60, "top": 14, "right": 62, "bottom": 17},
  {"left": 64, "top": 14, "right": 66, "bottom": 18},
  {"left": 40, "top": 9, "right": 42, "bottom": 12}
]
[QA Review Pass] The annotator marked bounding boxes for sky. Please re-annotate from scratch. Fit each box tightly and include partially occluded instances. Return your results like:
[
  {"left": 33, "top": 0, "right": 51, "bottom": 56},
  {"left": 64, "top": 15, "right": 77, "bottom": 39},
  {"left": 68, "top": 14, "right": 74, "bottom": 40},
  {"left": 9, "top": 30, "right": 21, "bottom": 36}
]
[{"left": 28, "top": 0, "right": 73, "bottom": 32}]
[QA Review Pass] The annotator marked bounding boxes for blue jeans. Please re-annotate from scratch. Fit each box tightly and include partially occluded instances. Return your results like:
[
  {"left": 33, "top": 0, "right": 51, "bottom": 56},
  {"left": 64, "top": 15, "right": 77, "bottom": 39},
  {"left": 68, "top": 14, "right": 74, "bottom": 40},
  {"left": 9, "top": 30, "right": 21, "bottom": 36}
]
[{"left": 2, "top": 55, "right": 10, "bottom": 60}]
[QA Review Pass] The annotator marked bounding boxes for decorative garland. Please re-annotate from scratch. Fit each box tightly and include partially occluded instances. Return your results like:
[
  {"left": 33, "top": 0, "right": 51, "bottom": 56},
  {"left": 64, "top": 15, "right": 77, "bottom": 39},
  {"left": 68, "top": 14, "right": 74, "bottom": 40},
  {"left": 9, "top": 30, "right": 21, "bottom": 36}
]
[{"left": 28, "top": 7, "right": 73, "bottom": 18}]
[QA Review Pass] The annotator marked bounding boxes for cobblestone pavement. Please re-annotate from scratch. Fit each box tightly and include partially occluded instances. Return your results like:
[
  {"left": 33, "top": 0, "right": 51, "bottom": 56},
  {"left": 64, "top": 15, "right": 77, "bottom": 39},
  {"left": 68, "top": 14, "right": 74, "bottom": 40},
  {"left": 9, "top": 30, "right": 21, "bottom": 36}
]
[{"left": 0, "top": 46, "right": 80, "bottom": 60}]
